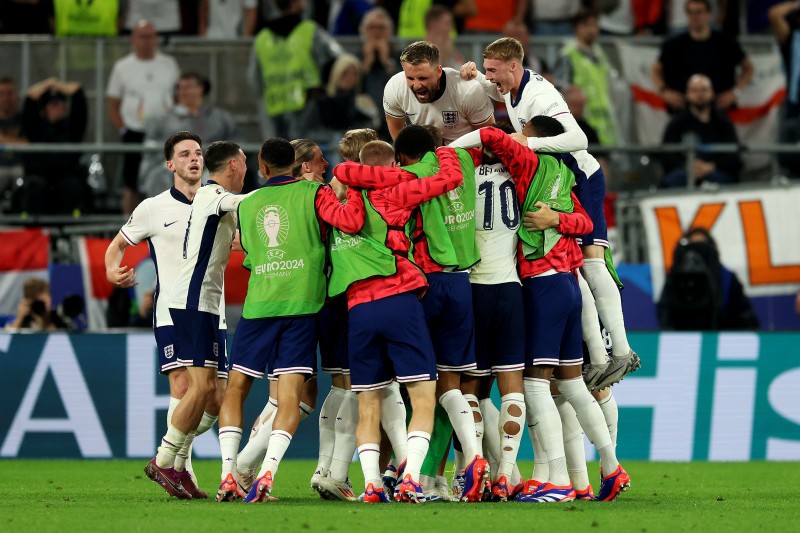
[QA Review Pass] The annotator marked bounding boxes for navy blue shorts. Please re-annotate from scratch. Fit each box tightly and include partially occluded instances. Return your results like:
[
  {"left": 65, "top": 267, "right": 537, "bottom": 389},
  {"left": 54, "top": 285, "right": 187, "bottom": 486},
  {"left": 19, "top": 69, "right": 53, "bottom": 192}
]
[
  {"left": 317, "top": 295, "right": 349, "bottom": 375},
  {"left": 348, "top": 292, "right": 438, "bottom": 392},
  {"left": 522, "top": 273, "right": 583, "bottom": 367},
  {"left": 421, "top": 272, "right": 477, "bottom": 372},
  {"left": 573, "top": 168, "right": 608, "bottom": 248},
  {"left": 468, "top": 282, "right": 525, "bottom": 376},
  {"left": 169, "top": 309, "right": 221, "bottom": 371},
  {"left": 154, "top": 326, "right": 228, "bottom": 377},
  {"left": 229, "top": 315, "right": 317, "bottom": 379}
]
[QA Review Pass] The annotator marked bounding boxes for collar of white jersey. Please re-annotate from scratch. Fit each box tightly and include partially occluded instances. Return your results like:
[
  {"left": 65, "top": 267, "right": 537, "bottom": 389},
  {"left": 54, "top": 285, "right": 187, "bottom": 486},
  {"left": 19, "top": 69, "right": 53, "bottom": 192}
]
[
  {"left": 170, "top": 187, "right": 192, "bottom": 205},
  {"left": 511, "top": 70, "right": 531, "bottom": 109}
]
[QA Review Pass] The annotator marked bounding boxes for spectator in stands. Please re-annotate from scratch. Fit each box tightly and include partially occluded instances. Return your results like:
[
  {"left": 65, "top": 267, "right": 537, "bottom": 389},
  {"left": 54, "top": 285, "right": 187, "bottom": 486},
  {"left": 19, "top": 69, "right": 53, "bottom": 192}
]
[
  {"left": 0, "top": 0, "right": 53, "bottom": 34},
  {"left": 6, "top": 278, "right": 66, "bottom": 332},
  {"left": 397, "top": 0, "right": 478, "bottom": 37},
  {"left": 658, "top": 227, "right": 759, "bottom": 331},
  {"left": 107, "top": 20, "right": 180, "bottom": 214},
  {"left": 199, "top": 0, "right": 258, "bottom": 38},
  {"left": 248, "top": 0, "right": 343, "bottom": 140},
  {"left": 422, "top": 5, "right": 465, "bottom": 70},
  {"left": 652, "top": 0, "right": 753, "bottom": 112},
  {"left": 769, "top": 1, "right": 800, "bottom": 118},
  {"left": 53, "top": 0, "right": 118, "bottom": 36},
  {"left": 0, "top": 77, "right": 25, "bottom": 195},
  {"left": 359, "top": 7, "right": 397, "bottom": 140},
  {"left": 554, "top": 8, "right": 619, "bottom": 146},
  {"left": 14, "top": 77, "right": 89, "bottom": 214},
  {"left": 317, "top": 54, "right": 380, "bottom": 133},
  {"left": 519, "top": 0, "right": 581, "bottom": 36},
  {"left": 331, "top": 0, "right": 374, "bottom": 35},
  {"left": 659, "top": 73, "right": 740, "bottom": 188},
  {"left": 501, "top": 19, "right": 552, "bottom": 81},
  {"left": 138, "top": 72, "right": 239, "bottom": 198},
  {"left": 564, "top": 85, "right": 600, "bottom": 146},
  {"left": 122, "top": 0, "right": 181, "bottom": 37}
]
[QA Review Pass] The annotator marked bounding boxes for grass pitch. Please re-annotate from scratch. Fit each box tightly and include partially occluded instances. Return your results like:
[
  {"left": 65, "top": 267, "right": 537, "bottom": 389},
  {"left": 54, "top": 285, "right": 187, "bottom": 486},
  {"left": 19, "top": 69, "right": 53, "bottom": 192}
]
[{"left": 1, "top": 460, "right": 798, "bottom": 532}]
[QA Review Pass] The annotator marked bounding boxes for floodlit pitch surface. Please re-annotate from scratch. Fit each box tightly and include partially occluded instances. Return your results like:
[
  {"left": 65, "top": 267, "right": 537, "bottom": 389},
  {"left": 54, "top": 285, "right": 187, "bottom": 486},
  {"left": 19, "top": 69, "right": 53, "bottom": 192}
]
[{"left": 1, "top": 460, "right": 798, "bottom": 532}]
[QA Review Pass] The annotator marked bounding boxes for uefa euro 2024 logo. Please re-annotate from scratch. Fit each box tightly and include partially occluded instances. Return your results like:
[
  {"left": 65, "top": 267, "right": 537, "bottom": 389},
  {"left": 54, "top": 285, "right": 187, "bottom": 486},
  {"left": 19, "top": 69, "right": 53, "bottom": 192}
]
[{"left": 257, "top": 205, "right": 289, "bottom": 249}]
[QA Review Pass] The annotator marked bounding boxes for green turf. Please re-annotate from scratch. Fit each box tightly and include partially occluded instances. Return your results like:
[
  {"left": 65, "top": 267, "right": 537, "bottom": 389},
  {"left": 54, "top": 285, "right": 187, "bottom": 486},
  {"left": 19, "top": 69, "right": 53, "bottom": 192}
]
[{"left": 1, "top": 460, "right": 798, "bottom": 532}]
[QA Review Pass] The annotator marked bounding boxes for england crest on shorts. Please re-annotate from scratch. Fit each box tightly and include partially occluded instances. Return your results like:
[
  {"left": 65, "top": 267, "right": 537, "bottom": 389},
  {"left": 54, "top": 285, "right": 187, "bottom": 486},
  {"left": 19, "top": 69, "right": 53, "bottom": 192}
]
[
  {"left": 442, "top": 110, "right": 459, "bottom": 126},
  {"left": 164, "top": 344, "right": 175, "bottom": 359}
]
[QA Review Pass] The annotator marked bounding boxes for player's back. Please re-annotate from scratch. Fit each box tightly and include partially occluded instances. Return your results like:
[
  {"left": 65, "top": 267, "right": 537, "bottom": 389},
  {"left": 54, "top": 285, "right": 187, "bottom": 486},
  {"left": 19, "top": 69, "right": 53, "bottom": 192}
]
[
  {"left": 170, "top": 182, "right": 237, "bottom": 314},
  {"left": 470, "top": 157, "right": 521, "bottom": 285}
]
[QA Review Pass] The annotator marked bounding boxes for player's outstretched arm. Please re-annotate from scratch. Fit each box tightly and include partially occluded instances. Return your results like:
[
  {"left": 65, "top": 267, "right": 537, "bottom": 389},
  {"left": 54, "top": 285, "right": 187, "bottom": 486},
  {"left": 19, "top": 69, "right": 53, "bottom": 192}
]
[
  {"left": 389, "top": 147, "right": 463, "bottom": 207},
  {"left": 385, "top": 114, "right": 407, "bottom": 141},
  {"left": 316, "top": 186, "right": 366, "bottom": 234},
  {"left": 105, "top": 233, "right": 139, "bottom": 288},
  {"left": 526, "top": 112, "right": 588, "bottom": 153},
  {"left": 333, "top": 161, "right": 412, "bottom": 189}
]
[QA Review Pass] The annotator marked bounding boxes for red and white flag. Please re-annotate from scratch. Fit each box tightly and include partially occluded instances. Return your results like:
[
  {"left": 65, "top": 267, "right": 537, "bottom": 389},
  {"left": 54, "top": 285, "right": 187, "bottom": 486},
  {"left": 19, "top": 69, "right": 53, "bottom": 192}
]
[{"left": 0, "top": 229, "right": 50, "bottom": 320}]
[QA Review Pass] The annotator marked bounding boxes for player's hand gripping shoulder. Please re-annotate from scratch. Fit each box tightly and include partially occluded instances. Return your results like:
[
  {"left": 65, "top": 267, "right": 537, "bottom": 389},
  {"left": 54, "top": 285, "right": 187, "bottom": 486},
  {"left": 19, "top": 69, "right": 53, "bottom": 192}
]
[{"left": 316, "top": 185, "right": 366, "bottom": 233}]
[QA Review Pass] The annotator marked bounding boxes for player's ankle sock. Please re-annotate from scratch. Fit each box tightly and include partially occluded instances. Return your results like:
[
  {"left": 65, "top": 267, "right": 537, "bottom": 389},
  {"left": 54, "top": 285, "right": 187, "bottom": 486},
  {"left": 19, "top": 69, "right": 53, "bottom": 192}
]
[
  {"left": 439, "top": 389, "right": 479, "bottom": 460},
  {"left": 218, "top": 426, "right": 243, "bottom": 479},
  {"left": 316, "top": 386, "right": 346, "bottom": 474},
  {"left": 524, "top": 378, "right": 565, "bottom": 482},
  {"left": 554, "top": 395, "right": 589, "bottom": 491},
  {"left": 598, "top": 391, "right": 619, "bottom": 449},
  {"left": 547, "top": 456, "right": 570, "bottom": 487},
  {"left": 173, "top": 430, "right": 196, "bottom": 472},
  {"left": 530, "top": 426, "right": 549, "bottom": 482},
  {"left": 581, "top": 258, "right": 630, "bottom": 356},
  {"left": 557, "top": 377, "right": 617, "bottom": 474},
  {"left": 452, "top": 434, "right": 465, "bottom": 474},
  {"left": 510, "top": 463, "right": 523, "bottom": 487},
  {"left": 358, "top": 443, "right": 382, "bottom": 488},
  {"left": 167, "top": 396, "right": 180, "bottom": 427},
  {"left": 498, "top": 393, "right": 525, "bottom": 478},
  {"left": 578, "top": 271, "right": 609, "bottom": 365},
  {"left": 462, "top": 394, "right": 484, "bottom": 456},
  {"left": 381, "top": 382, "right": 408, "bottom": 463},
  {"left": 405, "top": 431, "right": 431, "bottom": 482},
  {"left": 236, "top": 399, "right": 277, "bottom": 474},
  {"left": 479, "top": 398, "right": 500, "bottom": 475},
  {"left": 156, "top": 424, "right": 186, "bottom": 468},
  {"left": 328, "top": 391, "right": 358, "bottom": 481},
  {"left": 258, "top": 430, "right": 293, "bottom": 479},
  {"left": 195, "top": 411, "right": 218, "bottom": 436}
]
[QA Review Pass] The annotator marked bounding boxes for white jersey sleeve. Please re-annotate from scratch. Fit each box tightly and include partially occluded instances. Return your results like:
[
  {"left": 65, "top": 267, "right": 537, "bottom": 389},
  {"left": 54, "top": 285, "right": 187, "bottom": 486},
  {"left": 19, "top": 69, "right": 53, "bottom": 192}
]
[
  {"left": 383, "top": 72, "right": 408, "bottom": 119},
  {"left": 119, "top": 199, "right": 152, "bottom": 246}
]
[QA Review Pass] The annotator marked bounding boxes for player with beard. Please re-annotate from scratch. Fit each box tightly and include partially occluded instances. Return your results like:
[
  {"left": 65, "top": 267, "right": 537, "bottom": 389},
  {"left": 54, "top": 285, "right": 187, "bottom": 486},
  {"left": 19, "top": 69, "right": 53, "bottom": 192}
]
[{"left": 383, "top": 41, "right": 495, "bottom": 144}]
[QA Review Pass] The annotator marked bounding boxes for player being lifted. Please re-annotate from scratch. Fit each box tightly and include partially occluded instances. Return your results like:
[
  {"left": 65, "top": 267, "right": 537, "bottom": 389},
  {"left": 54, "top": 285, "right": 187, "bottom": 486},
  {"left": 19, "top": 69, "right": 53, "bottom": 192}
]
[{"left": 461, "top": 37, "right": 639, "bottom": 388}]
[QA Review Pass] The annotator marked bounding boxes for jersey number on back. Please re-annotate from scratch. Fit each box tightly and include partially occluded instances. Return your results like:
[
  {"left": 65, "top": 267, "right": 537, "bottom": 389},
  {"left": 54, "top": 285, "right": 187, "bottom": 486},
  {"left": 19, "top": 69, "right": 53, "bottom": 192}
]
[{"left": 478, "top": 181, "right": 520, "bottom": 230}]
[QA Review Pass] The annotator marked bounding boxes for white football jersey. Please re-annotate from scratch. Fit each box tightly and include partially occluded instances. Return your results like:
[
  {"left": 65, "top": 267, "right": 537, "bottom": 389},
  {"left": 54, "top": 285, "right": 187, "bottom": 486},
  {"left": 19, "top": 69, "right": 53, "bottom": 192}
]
[
  {"left": 468, "top": 159, "right": 521, "bottom": 285},
  {"left": 383, "top": 67, "right": 495, "bottom": 144},
  {"left": 169, "top": 181, "right": 244, "bottom": 315},
  {"left": 475, "top": 69, "right": 587, "bottom": 153},
  {"left": 119, "top": 187, "right": 227, "bottom": 328}
]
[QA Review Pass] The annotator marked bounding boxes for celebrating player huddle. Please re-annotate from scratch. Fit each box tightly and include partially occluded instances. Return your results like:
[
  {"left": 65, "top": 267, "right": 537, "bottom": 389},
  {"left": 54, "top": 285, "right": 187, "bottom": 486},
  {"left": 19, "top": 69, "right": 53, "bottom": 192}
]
[{"left": 106, "top": 36, "right": 638, "bottom": 506}]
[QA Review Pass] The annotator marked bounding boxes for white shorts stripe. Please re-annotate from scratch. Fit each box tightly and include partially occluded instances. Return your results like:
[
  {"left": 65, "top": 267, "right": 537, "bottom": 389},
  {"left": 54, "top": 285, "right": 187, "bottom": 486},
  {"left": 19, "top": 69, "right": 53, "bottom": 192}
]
[
  {"left": 231, "top": 364, "right": 264, "bottom": 378},
  {"left": 351, "top": 379, "right": 394, "bottom": 392}
]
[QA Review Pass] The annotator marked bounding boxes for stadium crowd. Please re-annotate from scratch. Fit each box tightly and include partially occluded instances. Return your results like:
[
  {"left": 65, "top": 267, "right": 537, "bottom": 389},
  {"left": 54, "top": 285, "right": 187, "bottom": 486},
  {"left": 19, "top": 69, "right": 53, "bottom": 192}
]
[{"left": 1, "top": 0, "right": 799, "bottom": 215}]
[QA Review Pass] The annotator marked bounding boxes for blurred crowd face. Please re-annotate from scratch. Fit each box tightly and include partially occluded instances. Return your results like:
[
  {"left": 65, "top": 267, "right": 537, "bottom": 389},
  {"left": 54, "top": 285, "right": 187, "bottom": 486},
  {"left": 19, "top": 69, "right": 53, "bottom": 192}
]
[
  {"left": 575, "top": 16, "right": 599, "bottom": 46},
  {"left": 685, "top": 0, "right": 712, "bottom": 33},
  {"left": 686, "top": 74, "right": 714, "bottom": 110},
  {"left": 177, "top": 77, "right": 205, "bottom": 109},
  {"left": 403, "top": 61, "right": 442, "bottom": 103},
  {"left": 426, "top": 11, "right": 454, "bottom": 39},
  {"left": 44, "top": 97, "right": 67, "bottom": 123},
  {"left": 0, "top": 81, "right": 19, "bottom": 117},
  {"left": 502, "top": 20, "right": 530, "bottom": 49},
  {"left": 131, "top": 22, "right": 159, "bottom": 59},
  {"left": 483, "top": 58, "right": 517, "bottom": 96},
  {"left": 337, "top": 65, "right": 360, "bottom": 92},
  {"left": 362, "top": 11, "right": 392, "bottom": 41}
]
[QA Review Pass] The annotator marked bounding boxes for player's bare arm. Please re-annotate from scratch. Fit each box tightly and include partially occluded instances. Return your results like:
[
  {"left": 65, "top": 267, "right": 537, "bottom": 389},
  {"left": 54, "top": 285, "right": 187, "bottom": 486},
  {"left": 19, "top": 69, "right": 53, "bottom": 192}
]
[{"left": 105, "top": 233, "right": 139, "bottom": 288}]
